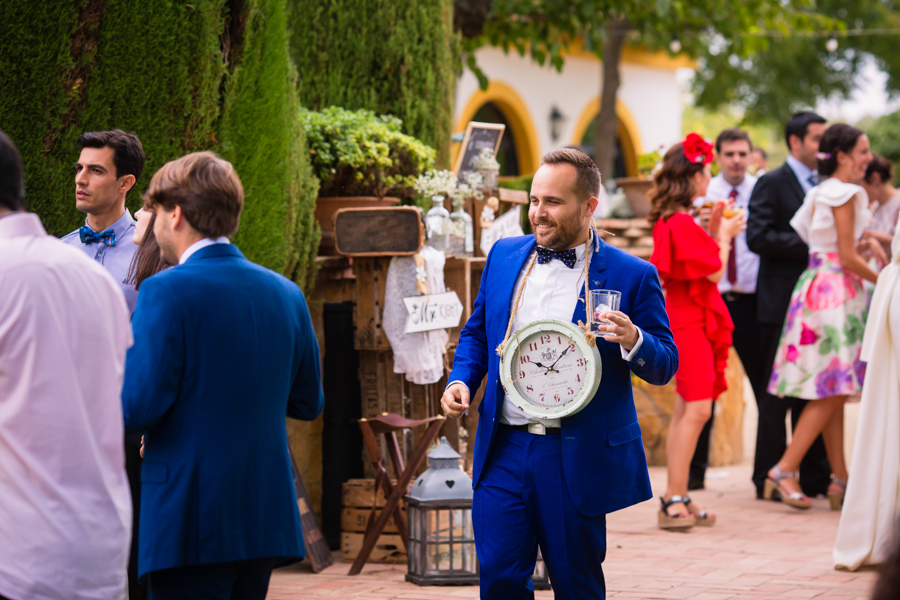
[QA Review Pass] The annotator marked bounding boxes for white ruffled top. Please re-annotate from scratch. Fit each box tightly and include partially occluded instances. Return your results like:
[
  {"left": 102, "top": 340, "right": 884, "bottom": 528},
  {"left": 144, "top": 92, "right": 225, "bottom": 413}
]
[{"left": 790, "top": 177, "right": 872, "bottom": 253}]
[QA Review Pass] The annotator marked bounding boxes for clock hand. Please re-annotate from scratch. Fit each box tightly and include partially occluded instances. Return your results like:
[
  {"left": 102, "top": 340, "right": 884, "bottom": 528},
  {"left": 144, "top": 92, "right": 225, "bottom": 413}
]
[{"left": 548, "top": 345, "right": 572, "bottom": 370}]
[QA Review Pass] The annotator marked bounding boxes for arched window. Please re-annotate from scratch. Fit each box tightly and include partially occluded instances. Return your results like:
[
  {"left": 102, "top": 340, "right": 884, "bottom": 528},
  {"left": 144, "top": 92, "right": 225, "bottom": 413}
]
[{"left": 471, "top": 102, "right": 520, "bottom": 177}]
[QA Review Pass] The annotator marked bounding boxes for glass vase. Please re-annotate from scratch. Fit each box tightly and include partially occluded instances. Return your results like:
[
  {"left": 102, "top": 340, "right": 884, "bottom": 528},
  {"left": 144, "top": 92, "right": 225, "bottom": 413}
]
[
  {"left": 425, "top": 195, "right": 451, "bottom": 253},
  {"left": 449, "top": 200, "right": 473, "bottom": 257}
]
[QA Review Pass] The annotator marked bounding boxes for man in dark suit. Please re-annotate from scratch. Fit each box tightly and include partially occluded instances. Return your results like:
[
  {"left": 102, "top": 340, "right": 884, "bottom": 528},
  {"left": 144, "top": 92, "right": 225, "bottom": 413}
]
[
  {"left": 122, "top": 152, "right": 324, "bottom": 599},
  {"left": 747, "top": 112, "right": 831, "bottom": 500},
  {"left": 442, "top": 149, "right": 677, "bottom": 598}
]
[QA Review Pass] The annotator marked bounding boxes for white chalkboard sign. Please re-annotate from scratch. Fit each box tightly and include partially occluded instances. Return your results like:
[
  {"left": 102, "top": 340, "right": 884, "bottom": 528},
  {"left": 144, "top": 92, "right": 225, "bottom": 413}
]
[
  {"left": 403, "top": 291, "right": 465, "bottom": 334},
  {"left": 453, "top": 121, "right": 505, "bottom": 181}
]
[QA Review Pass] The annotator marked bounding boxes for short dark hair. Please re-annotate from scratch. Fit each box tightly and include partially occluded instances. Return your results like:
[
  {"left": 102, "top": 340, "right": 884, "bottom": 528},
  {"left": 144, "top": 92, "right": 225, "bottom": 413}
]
[
  {"left": 866, "top": 152, "right": 894, "bottom": 185},
  {"left": 715, "top": 129, "right": 752, "bottom": 154},
  {"left": 753, "top": 147, "right": 768, "bottom": 159},
  {"left": 540, "top": 148, "right": 601, "bottom": 201},
  {"left": 817, "top": 123, "right": 865, "bottom": 178},
  {"left": 77, "top": 129, "right": 145, "bottom": 187},
  {"left": 143, "top": 151, "right": 243, "bottom": 238},
  {"left": 784, "top": 111, "right": 827, "bottom": 148},
  {"left": 0, "top": 130, "right": 25, "bottom": 211}
]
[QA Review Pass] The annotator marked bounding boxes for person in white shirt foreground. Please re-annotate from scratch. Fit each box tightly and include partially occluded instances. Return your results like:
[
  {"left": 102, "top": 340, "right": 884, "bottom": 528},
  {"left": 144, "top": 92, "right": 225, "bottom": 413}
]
[{"left": 0, "top": 130, "right": 132, "bottom": 600}]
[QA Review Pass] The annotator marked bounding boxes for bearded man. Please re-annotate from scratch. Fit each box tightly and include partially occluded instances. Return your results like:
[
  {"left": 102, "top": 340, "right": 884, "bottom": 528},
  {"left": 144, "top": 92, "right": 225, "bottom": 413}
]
[{"left": 442, "top": 148, "right": 678, "bottom": 599}]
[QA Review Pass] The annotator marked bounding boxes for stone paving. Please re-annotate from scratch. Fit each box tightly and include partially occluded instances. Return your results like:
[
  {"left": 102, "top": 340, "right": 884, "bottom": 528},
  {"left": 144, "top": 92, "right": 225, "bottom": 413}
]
[{"left": 267, "top": 462, "right": 880, "bottom": 599}]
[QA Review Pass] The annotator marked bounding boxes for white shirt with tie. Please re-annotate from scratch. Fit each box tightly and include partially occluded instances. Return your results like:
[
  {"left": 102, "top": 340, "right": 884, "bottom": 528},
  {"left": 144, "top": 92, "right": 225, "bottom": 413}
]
[
  {"left": 450, "top": 237, "right": 644, "bottom": 427},
  {"left": 699, "top": 173, "right": 759, "bottom": 294}
]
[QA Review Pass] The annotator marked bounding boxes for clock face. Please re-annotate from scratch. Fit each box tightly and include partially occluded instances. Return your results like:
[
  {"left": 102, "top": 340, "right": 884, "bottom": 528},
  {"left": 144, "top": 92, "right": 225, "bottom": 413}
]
[
  {"left": 512, "top": 331, "right": 589, "bottom": 409},
  {"left": 500, "top": 319, "right": 601, "bottom": 419}
]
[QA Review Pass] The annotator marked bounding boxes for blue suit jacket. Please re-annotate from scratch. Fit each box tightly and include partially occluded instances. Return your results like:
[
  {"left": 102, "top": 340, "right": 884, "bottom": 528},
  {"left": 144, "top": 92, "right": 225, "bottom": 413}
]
[
  {"left": 122, "top": 244, "right": 324, "bottom": 576},
  {"left": 449, "top": 236, "right": 677, "bottom": 516}
]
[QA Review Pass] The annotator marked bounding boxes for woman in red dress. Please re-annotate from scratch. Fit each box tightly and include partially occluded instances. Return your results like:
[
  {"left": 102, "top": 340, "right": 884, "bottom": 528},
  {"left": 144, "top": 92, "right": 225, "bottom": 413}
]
[{"left": 649, "top": 134, "right": 745, "bottom": 530}]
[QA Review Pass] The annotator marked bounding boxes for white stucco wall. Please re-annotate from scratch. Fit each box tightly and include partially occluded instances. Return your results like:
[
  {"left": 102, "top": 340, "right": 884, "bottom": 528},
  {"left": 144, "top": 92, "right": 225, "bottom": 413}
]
[{"left": 454, "top": 46, "right": 684, "bottom": 169}]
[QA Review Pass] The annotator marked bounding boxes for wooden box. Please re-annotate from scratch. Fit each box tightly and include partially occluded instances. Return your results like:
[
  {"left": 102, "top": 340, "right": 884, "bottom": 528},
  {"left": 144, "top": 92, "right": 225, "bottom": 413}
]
[{"left": 341, "top": 532, "right": 407, "bottom": 564}]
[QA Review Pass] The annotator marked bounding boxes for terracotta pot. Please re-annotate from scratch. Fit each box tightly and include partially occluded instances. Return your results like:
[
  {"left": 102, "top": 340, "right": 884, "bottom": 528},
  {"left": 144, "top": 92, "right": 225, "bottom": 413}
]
[
  {"left": 315, "top": 196, "right": 401, "bottom": 255},
  {"left": 614, "top": 177, "right": 653, "bottom": 218}
]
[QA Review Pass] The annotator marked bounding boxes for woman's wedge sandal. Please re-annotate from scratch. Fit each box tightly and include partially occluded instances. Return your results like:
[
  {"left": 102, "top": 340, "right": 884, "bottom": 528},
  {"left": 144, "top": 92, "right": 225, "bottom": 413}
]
[
  {"left": 828, "top": 475, "right": 847, "bottom": 511},
  {"left": 659, "top": 496, "right": 696, "bottom": 530},
  {"left": 764, "top": 466, "right": 813, "bottom": 509},
  {"left": 684, "top": 496, "right": 716, "bottom": 526}
]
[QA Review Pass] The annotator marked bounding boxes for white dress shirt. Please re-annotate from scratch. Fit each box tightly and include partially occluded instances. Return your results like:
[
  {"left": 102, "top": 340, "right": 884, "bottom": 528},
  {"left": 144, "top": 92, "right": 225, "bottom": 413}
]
[
  {"left": 178, "top": 236, "right": 231, "bottom": 264},
  {"left": 500, "top": 239, "right": 643, "bottom": 427},
  {"left": 699, "top": 173, "right": 760, "bottom": 294},
  {"left": 0, "top": 213, "right": 132, "bottom": 600},
  {"left": 787, "top": 155, "right": 818, "bottom": 193}
]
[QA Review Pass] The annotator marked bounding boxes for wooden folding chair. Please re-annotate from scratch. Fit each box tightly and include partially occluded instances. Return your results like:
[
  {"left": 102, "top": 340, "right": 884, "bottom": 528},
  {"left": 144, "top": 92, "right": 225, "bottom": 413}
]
[{"left": 349, "top": 412, "right": 445, "bottom": 575}]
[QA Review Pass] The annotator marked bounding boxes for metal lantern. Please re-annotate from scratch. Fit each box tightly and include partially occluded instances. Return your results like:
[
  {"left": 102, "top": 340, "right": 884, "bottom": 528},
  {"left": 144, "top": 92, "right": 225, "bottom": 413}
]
[
  {"left": 406, "top": 436, "right": 478, "bottom": 585},
  {"left": 405, "top": 437, "right": 551, "bottom": 590}
]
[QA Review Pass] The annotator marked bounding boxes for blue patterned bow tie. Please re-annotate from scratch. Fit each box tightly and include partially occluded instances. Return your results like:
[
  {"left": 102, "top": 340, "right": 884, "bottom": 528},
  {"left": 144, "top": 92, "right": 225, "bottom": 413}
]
[
  {"left": 79, "top": 226, "right": 116, "bottom": 246},
  {"left": 536, "top": 246, "right": 577, "bottom": 268}
]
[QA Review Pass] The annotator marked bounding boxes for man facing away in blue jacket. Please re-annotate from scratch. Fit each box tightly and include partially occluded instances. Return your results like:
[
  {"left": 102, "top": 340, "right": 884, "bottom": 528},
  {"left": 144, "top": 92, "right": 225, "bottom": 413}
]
[
  {"left": 122, "top": 151, "right": 324, "bottom": 600},
  {"left": 442, "top": 148, "right": 678, "bottom": 599}
]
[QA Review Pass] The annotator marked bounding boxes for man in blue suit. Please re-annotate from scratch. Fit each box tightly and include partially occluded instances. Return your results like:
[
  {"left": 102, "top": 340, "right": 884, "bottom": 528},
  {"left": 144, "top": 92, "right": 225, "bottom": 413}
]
[
  {"left": 442, "top": 148, "right": 677, "bottom": 599},
  {"left": 122, "top": 152, "right": 324, "bottom": 599}
]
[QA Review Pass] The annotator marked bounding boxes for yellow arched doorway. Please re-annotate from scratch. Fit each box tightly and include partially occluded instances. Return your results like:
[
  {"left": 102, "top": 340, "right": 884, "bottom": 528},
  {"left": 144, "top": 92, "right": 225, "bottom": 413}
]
[
  {"left": 570, "top": 98, "right": 643, "bottom": 178},
  {"left": 453, "top": 81, "right": 541, "bottom": 176}
]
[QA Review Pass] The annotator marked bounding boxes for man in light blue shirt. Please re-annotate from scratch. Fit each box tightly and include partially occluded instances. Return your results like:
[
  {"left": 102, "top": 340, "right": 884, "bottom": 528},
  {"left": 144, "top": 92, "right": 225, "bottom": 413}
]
[{"left": 60, "top": 130, "right": 145, "bottom": 315}]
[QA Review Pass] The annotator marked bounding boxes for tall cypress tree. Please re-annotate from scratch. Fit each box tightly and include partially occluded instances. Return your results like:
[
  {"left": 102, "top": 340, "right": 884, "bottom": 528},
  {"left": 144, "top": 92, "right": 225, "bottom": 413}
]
[
  {"left": 0, "top": 0, "right": 319, "bottom": 291},
  {"left": 288, "top": 0, "right": 458, "bottom": 168}
]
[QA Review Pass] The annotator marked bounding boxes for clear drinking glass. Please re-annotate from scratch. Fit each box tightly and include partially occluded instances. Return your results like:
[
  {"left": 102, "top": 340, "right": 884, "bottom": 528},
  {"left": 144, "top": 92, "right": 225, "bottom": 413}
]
[{"left": 590, "top": 290, "right": 622, "bottom": 337}]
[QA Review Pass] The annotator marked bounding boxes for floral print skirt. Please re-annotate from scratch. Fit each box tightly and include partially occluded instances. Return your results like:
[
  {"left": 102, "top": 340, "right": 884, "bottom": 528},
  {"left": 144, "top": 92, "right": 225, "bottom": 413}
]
[{"left": 768, "top": 252, "right": 869, "bottom": 400}]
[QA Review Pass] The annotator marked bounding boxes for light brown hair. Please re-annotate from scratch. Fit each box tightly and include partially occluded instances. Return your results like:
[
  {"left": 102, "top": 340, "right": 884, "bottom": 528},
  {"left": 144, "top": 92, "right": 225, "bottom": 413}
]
[
  {"left": 647, "top": 143, "right": 705, "bottom": 226},
  {"left": 540, "top": 148, "right": 601, "bottom": 201},
  {"left": 143, "top": 151, "right": 243, "bottom": 237},
  {"left": 126, "top": 212, "right": 168, "bottom": 291}
]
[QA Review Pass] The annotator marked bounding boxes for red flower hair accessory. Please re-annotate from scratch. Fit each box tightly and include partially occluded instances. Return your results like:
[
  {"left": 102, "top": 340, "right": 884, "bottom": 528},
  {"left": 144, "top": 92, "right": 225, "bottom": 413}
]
[{"left": 681, "top": 133, "right": 714, "bottom": 165}]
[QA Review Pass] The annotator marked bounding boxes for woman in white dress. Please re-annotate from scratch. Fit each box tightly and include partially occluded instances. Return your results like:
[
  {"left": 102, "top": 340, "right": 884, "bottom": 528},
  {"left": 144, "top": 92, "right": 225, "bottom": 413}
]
[
  {"left": 765, "top": 124, "right": 879, "bottom": 510},
  {"left": 833, "top": 217, "right": 900, "bottom": 570}
]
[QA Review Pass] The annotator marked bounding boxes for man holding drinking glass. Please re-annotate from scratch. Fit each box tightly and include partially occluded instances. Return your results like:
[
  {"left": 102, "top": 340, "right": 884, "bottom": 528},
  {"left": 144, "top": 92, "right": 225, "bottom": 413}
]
[{"left": 441, "top": 148, "right": 677, "bottom": 599}]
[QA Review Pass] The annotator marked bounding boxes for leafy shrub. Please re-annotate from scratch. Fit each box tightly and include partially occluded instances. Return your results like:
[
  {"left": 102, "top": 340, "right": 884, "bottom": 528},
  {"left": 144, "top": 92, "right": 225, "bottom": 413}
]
[
  {"left": 301, "top": 107, "right": 434, "bottom": 198},
  {"left": 866, "top": 110, "right": 900, "bottom": 179},
  {"left": 288, "top": 0, "right": 458, "bottom": 168}
]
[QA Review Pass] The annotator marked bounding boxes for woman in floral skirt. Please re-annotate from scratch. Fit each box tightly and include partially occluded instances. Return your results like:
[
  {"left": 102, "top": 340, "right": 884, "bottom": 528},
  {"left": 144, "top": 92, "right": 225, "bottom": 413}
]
[{"left": 765, "top": 123, "right": 880, "bottom": 510}]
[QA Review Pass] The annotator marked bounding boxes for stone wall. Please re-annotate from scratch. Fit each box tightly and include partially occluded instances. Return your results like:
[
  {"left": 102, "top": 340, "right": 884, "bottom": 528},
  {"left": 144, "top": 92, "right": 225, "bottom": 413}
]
[{"left": 596, "top": 218, "right": 746, "bottom": 467}]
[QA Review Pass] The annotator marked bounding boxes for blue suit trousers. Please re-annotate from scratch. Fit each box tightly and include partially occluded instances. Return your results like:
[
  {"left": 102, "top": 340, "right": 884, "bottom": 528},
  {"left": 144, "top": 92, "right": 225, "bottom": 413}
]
[{"left": 474, "top": 426, "right": 607, "bottom": 599}]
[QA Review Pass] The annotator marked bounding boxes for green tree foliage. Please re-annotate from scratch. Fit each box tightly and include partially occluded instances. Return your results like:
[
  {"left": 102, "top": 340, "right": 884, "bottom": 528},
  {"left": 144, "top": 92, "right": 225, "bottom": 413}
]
[
  {"left": 865, "top": 110, "right": 900, "bottom": 173},
  {"left": 693, "top": 0, "right": 900, "bottom": 125},
  {"left": 0, "top": 0, "right": 319, "bottom": 291},
  {"left": 288, "top": 0, "right": 459, "bottom": 168},
  {"left": 459, "top": 0, "right": 832, "bottom": 179}
]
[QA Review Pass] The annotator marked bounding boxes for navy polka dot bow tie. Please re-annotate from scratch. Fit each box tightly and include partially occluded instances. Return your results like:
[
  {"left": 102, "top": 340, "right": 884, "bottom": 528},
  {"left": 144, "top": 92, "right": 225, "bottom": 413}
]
[
  {"left": 79, "top": 226, "right": 117, "bottom": 246},
  {"left": 536, "top": 246, "right": 577, "bottom": 268}
]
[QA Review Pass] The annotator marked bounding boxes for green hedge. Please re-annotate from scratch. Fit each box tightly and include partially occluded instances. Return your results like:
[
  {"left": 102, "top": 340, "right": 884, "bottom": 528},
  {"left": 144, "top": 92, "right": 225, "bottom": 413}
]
[
  {"left": 0, "top": 0, "right": 319, "bottom": 292},
  {"left": 288, "top": 0, "right": 458, "bottom": 168}
]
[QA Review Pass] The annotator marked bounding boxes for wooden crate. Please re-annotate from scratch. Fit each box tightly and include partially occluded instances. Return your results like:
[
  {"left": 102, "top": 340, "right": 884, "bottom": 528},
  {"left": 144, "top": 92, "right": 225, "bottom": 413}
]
[
  {"left": 341, "top": 507, "right": 404, "bottom": 534},
  {"left": 341, "top": 532, "right": 407, "bottom": 564},
  {"left": 342, "top": 478, "right": 402, "bottom": 508}
]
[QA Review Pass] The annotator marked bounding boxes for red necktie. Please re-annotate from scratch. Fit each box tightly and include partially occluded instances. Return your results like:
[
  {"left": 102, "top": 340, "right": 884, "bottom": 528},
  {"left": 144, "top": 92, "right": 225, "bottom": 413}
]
[{"left": 727, "top": 188, "right": 738, "bottom": 285}]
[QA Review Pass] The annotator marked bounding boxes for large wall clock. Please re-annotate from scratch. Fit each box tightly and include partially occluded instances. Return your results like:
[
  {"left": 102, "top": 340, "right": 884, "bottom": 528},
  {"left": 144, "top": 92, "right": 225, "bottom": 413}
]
[{"left": 499, "top": 319, "right": 602, "bottom": 420}]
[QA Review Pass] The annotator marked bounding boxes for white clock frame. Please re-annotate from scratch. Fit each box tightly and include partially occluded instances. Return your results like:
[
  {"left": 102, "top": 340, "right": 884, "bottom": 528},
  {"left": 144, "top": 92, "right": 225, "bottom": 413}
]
[{"left": 499, "top": 319, "right": 602, "bottom": 420}]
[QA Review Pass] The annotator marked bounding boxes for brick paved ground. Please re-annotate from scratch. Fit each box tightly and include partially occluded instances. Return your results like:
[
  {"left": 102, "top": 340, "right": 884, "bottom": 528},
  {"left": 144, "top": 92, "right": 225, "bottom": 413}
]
[{"left": 267, "top": 461, "right": 879, "bottom": 599}]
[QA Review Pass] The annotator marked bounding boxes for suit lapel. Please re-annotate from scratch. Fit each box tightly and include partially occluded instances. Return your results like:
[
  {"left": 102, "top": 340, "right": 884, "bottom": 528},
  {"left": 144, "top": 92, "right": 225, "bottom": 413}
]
[
  {"left": 783, "top": 164, "right": 807, "bottom": 208},
  {"left": 495, "top": 237, "right": 537, "bottom": 332},
  {"left": 571, "top": 235, "right": 608, "bottom": 325}
]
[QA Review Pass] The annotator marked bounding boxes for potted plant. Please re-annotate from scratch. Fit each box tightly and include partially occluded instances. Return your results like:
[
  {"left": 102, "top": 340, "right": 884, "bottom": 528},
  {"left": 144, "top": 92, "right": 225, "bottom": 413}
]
[
  {"left": 470, "top": 148, "right": 500, "bottom": 189},
  {"left": 614, "top": 146, "right": 663, "bottom": 219},
  {"left": 300, "top": 106, "right": 435, "bottom": 254}
]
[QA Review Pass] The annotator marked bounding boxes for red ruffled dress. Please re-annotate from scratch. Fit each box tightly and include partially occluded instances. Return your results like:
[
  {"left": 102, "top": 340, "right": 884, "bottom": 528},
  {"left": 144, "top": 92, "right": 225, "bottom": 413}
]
[{"left": 650, "top": 212, "right": 734, "bottom": 401}]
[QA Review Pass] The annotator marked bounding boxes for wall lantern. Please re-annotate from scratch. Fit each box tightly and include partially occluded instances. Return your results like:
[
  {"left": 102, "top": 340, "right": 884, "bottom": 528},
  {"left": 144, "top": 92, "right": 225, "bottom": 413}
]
[
  {"left": 405, "top": 437, "right": 550, "bottom": 589},
  {"left": 549, "top": 105, "right": 567, "bottom": 143}
]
